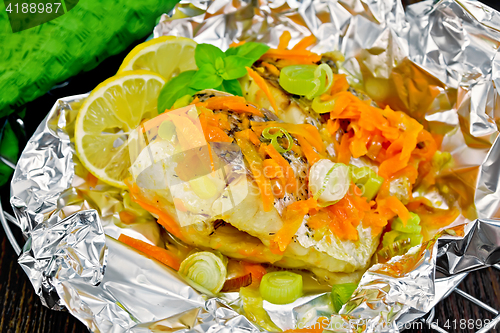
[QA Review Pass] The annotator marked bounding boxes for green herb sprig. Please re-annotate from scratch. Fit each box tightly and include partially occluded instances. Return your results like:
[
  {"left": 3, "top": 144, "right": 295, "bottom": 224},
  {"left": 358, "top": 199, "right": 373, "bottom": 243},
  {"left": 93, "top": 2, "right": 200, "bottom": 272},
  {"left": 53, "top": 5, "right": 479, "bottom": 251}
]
[{"left": 157, "top": 42, "right": 269, "bottom": 112}]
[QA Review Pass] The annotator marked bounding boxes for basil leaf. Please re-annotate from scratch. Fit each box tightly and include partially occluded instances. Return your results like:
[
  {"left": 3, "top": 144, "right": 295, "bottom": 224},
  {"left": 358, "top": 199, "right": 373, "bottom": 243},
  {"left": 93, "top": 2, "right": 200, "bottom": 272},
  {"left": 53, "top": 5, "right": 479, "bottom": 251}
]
[
  {"left": 225, "top": 42, "right": 270, "bottom": 61},
  {"left": 157, "top": 70, "right": 198, "bottom": 112},
  {"left": 195, "top": 44, "right": 225, "bottom": 70},
  {"left": 190, "top": 65, "right": 223, "bottom": 90},
  {"left": 222, "top": 56, "right": 253, "bottom": 80},
  {"left": 218, "top": 79, "right": 243, "bottom": 96}
]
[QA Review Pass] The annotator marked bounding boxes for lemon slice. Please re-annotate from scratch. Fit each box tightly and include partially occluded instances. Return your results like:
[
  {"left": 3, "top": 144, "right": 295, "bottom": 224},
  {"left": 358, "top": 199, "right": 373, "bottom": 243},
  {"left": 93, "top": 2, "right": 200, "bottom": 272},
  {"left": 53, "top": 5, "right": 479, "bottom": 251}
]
[
  {"left": 75, "top": 71, "right": 165, "bottom": 188},
  {"left": 118, "top": 36, "right": 198, "bottom": 80}
]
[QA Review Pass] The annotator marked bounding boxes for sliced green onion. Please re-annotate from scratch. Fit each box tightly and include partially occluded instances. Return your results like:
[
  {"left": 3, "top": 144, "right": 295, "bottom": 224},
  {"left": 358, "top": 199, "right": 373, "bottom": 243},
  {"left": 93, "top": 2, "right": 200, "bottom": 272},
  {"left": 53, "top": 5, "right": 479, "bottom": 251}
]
[
  {"left": 262, "top": 127, "right": 293, "bottom": 153},
  {"left": 279, "top": 64, "right": 333, "bottom": 100},
  {"left": 310, "top": 160, "right": 350, "bottom": 206},
  {"left": 395, "top": 233, "right": 424, "bottom": 247},
  {"left": 259, "top": 271, "right": 303, "bottom": 304},
  {"left": 178, "top": 251, "right": 227, "bottom": 295},
  {"left": 331, "top": 283, "right": 358, "bottom": 313},
  {"left": 173, "top": 94, "right": 193, "bottom": 109}
]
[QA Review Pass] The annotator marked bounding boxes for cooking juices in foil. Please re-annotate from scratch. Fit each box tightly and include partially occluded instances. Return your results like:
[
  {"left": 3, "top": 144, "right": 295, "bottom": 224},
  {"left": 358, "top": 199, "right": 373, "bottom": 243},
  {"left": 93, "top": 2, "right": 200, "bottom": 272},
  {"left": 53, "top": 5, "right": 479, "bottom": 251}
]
[{"left": 8, "top": 0, "right": 500, "bottom": 332}]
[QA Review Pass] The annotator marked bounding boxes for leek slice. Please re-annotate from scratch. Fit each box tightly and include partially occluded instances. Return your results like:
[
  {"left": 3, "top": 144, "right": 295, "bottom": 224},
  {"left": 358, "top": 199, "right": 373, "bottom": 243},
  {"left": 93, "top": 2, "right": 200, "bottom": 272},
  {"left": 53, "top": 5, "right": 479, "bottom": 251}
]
[
  {"left": 178, "top": 251, "right": 227, "bottom": 294},
  {"left": 391, "top": 213, "right": 422, "bottom": 234},
  {"left": 240, "top": 287, "right": 281, "bottom": 331},
  {"left": 259, "top": 271, "right": 303, "bottom": 304},
  {"left": 311, "top": 95, "right": 337, "bottom": 114},
  {"left": 395, "top": 233, "right": 423, "bottom": 247},
  {"left": 349, "top": 166, "right": 384, "bottom": 201},
  {"left": 309, "top": 160, "right": 350, "bottom": 206},
  {"left": 279, "top": 64, "right": 333, "bottom": 99},
  {"left": 331, "top": 283, "right": 358, "bottom": 313},
  {"left": 262, "top": 127, "right": 293, "bottom": 153},
  {"left": 381, "top": 230, "right": 401, "bottom": 248},
  {"left": 362, "top": 176, "right": 383, "bottom": 201}
]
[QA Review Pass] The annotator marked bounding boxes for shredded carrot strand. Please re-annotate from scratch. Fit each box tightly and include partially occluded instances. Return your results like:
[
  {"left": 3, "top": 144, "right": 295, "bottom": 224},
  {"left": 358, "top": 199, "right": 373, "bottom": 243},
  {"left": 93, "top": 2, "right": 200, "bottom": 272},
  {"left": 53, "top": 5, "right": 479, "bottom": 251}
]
[
  {"left": 295, "top": 135, "right": 321, "bottom": 165},
  {"left": 278, "top": 30, "right": 292, "bottom": 50},
  {"left": 235, "top": 132, "right": 274, "bottom": 211},
  {"left": 265, "top": 144, "right": 297, "bottom": 192},
  {"left": 241, "top": 262, "right": 267, "bottom": 287},
  {"left": 260, "top": 48, "right": 322, "bottom": 65},
  {"left": 261, "top": 62, "right": 280, "bottom": 76},
  {"left": 271, "top": 198, "right": 317, "bottom": 253},
  {"left": 229, "top": 40, "right": 246, "bottom": 47},
  {"left": 238, "top": 128, "right": 261, "bottom": 146},
  {"left": 126, "top": 182, "right": 184, "bottom": 238},
  {"left": 246, "top": 67, "right": 279, "bottom": 113},
  {"left": 118, "top": 234, "right": 181, "bottom": 270},
  {"left": 337, "top": 132, "right": 352, "bottom": 164},
  {"left": 119, "top": 211, "right": 135, "bottom": 224},
  {"left": 292, "top": 35, "right": 317, "bottom": 50},
  {"left": 263, "top": 159, "right": 284, "bottom": 178},
  {"left": 251, "top": 121, "right": 324, "bottom": 153},
  {"left": 326, "top": 89, "right": 437, "bottom": 181}
]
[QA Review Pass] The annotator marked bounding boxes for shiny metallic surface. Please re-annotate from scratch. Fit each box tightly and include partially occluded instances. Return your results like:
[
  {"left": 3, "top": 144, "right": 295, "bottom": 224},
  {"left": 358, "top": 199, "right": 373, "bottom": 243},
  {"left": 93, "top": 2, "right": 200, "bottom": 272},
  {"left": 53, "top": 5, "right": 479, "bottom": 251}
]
[{"left": 7, "top": 0, "right": 500, "bottom": 332}]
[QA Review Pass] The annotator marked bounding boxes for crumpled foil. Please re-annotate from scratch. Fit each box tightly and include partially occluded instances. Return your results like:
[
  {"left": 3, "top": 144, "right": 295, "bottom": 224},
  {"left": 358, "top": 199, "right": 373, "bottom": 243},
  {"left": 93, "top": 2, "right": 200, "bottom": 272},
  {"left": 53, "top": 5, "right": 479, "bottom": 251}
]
[{"left": 8, "top": 0, "right": 500, "bottom": 332}]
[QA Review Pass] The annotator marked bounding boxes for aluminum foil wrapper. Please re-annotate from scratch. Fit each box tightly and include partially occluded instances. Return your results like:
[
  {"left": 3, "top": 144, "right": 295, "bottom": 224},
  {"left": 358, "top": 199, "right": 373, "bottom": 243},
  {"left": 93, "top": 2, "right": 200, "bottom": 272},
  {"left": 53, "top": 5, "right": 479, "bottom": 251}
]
[{"left": 8, "top": 0, "right": 500, "bottom": 332}]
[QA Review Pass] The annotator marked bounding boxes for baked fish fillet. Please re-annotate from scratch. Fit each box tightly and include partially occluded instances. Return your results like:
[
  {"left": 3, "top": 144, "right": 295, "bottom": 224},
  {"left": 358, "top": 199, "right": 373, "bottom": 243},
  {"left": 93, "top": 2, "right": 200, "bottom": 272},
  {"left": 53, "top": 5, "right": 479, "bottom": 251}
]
[{"left": 126, "top": 90, "right": 380, "bottom": 277}]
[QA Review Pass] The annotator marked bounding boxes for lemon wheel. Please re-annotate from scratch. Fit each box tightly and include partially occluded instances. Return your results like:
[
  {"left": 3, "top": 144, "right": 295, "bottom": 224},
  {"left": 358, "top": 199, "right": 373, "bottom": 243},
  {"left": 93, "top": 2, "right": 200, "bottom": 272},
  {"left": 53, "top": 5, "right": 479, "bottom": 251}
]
[
  {"left": 118, "top": 36, "right": 197, "bottom": 80},
  {"left": 75, "top": 70, "right": 166, "bottom": 188}
]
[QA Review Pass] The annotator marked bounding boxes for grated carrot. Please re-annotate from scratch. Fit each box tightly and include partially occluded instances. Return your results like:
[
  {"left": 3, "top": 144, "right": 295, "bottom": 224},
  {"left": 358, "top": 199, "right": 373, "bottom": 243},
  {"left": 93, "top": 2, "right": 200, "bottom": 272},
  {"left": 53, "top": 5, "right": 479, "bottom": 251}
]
[
  {"left": 198, "top": 96, "right": 263, "bottom": 117},
  {"left": 229, "top": 40, "right": 246, "bottom": 47},
  {"left": 241, "top": 262, "right": 267, "bottom": 287},
  {"left": 251, "top": 121, "right": 324, "bottom": 153},
  {"left": 295, "top": 135, "right": 322, "bottom": 165},
  {"left": 119, "top": 211, "right": 136, "bottom": 224},
  {"left": 118, "top": 234, "right": 181, "bottom": 270},
  {"left": 292, "top": 35, "right": 317, "bottom": 50},
  {"left": 260, "top": 49, "right": 322, "bottom": 65},
  {"left": 329, "top": 74, "right": 350, "bottom": 95},
  {"left": 261, "top": 62, "right": 281, "bottom": 77},
  {"left": 337, "top": 132, "right": 352, "bottom": 164},
  {"left": 270, "top": 198, "right": 317, "bottom": 253},
  {"left": 263, "top": 159, "right": 284, "bottom": 178},
  {"left": 235, "top": 132, "right": 274, "bottom": 211},
  {"left": 126, "top": 180, "right": 184, "bottom": 240},
  {"left": 265, "top": 144, "right": 297, "bottom": 192},
  {"left": 278, "top": 30, "right": 292, "bottom": 50},
  {"left": 326, "top": 89, "right": 437, "bottom": 181},
  {"left": 238, "top": 128, "right": 261, "bottom": 146},
  {"left": 246, "top": 67, "right": 279, "bottom": 113},
  {"left": 377, "top": 196, "right": 410, "bottom": 224}
]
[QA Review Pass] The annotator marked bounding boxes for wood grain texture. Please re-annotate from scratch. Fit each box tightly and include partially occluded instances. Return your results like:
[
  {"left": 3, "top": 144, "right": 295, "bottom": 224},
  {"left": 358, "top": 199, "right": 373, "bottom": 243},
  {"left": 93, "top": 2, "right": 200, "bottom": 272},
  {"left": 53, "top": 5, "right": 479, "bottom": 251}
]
[{"left": 0, "top": 230, "right": 88, "bottom": 333}]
